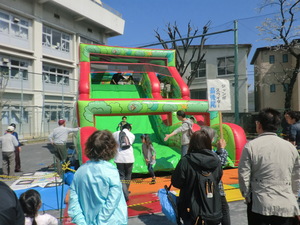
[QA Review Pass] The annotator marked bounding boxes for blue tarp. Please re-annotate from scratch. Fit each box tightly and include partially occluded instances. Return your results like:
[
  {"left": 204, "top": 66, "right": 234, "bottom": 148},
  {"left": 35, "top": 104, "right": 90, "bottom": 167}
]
[{"left": 15, "top": 184, "right": 69, "bottom": 211}]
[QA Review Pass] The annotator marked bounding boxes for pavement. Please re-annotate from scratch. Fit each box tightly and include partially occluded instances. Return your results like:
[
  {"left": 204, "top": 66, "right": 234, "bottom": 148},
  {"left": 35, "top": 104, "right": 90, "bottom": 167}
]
[{"left": 0, "top": 141, "right": 248, "bottom": 225}]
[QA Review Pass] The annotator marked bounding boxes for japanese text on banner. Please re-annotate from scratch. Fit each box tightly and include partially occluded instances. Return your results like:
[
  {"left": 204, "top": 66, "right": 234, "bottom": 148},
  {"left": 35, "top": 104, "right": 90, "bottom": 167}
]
[{"left": 207, "top": 79, "right": 231, "bottom": 111}]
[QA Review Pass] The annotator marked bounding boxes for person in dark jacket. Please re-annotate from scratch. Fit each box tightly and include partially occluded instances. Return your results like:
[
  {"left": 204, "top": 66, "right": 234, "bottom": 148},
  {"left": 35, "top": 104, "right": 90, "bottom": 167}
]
[
  {"left": 285, "top": 110, "right": 300, "bottom": 151},
  {"left": 172, "top": 127, "right": 223, "bottom": 225},
  {"left": 10, "top": 123, "right": 22, "bottom": 172},
  {"left": 0, "top": 181, "right": 24, "bottom": 225}
]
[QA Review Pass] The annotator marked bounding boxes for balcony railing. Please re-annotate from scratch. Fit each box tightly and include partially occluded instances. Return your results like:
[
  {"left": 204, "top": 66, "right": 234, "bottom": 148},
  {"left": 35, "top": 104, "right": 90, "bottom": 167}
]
[{"left": 91, "top": 0, "right": 122, "bottom": 18}]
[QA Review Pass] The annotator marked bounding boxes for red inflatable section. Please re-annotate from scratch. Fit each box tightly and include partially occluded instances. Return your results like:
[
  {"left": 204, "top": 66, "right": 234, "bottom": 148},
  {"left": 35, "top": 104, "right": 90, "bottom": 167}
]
[
  {"left": 79, "top": 126, "right": 97, "bottom": 164},
  {"left": 224, "top": 122, "right": 247, "bottom": 166},
  {"left": 168, "top": 67, "right": 190, "bottom": 99}
]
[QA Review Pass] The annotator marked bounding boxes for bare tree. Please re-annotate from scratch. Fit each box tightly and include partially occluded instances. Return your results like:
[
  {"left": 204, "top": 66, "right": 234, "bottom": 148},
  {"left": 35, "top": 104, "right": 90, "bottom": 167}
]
[
  {"left": 0, "top": 68, "right": 9, "bottom": 132},
  {"left": 256, "top": 0, "right": 300, "bottom": 110},
  {"left": 154, "top": 21, "right": 210, "bottom": 87}
]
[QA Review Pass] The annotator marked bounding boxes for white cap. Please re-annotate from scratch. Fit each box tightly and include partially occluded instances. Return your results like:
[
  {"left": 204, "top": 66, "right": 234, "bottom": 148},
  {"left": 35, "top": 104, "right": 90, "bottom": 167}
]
[{"left": 7, "top": 126, "right": 15, "bottom": 132}]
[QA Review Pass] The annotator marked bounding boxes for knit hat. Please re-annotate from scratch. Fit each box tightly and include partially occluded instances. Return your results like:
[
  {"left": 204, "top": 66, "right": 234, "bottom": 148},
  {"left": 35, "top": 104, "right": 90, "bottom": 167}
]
[
  {"left": 7, "top": 126, "right": 15, "bottom": 132},
  {"left": 58, "top": 119, "right": 66, "bottom": 126}
]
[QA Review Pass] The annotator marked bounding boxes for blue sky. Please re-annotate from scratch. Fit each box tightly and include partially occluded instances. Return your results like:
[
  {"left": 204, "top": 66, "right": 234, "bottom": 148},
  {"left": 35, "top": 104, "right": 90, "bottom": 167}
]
[{"left": 101, "top": 0, "right": 279, "bottom": 90}]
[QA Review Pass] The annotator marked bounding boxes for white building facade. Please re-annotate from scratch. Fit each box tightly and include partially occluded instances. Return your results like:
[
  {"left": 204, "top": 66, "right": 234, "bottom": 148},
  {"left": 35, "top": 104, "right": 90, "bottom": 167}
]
[
  {"left": 0, "top": 0, "right": 124, "bottom": 138},
  {"left": 180, "top": 44, "right": 252, "bottom": 113}
]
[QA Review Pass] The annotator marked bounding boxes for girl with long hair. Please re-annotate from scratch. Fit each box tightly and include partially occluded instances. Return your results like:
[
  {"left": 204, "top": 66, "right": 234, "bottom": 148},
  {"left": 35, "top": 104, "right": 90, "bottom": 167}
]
[
  {"left": 141, "top": 134, "right": 156, "bottom": 184},
  {"left": 19, "top": 189, "right": 58, "bottom": 225}
]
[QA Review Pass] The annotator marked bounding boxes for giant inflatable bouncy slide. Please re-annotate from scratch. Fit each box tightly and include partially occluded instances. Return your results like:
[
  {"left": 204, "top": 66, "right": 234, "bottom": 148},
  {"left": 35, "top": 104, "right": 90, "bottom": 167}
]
[{"left": 75, "top": 43, "right": 247, "bottom": 173}]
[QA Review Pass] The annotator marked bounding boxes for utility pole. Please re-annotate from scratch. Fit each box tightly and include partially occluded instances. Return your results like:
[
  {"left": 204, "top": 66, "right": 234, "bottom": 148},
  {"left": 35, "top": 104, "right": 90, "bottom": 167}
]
[{"left": 234, "top": 20, "right": 240, "bottom": 125}]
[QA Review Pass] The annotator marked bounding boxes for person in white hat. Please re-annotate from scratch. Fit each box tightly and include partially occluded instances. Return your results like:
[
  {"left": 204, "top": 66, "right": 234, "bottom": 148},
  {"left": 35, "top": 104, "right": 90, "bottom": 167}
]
[{"left": 0, "top": 126, "right": 19, "bottom": 177}]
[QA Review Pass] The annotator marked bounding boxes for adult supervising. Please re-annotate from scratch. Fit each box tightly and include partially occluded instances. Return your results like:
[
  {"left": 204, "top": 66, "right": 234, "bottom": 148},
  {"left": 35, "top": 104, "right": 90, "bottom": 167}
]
[{"left": 48, "top": 119, "right": 80, "bottom": 175}]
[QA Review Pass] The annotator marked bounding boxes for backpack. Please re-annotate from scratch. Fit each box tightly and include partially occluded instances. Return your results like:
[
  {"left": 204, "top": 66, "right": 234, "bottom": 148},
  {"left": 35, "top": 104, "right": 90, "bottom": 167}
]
[
  {"left": 119, "top": 131, "right": 131, "bottom": 150},
  {"left": 187, "top": 163, "right": 223, "bottom": 224}
]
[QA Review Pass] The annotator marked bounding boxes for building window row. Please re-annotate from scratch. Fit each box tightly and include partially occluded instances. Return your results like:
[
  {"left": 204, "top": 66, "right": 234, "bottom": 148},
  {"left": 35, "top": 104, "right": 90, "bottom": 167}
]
[
  {"left": 42, "top": 26, "right": 71, "bottom": 53},
  {"left": 269, "top": 54, "right": 289, "bottom": 64},
  {"left": 269, "top": 83, "right": 289, "bottom": 93},
  {"left": 44, "top": 104, "right": 71, "bottom": 122},
  {"left": 43, "top": 64, "right": 70, "bottom": 86},
  {"left": 0, "top": 10, "right": 29, "bottom": 39},
  {"left": 191, "top": 56, "right": 235, "bottom": 78},
  {"left": 1, "top": 105, "right": 28, "bottom": 124},
  {"left": 0, "top": 56, "right": 29, "bottom": 80}
]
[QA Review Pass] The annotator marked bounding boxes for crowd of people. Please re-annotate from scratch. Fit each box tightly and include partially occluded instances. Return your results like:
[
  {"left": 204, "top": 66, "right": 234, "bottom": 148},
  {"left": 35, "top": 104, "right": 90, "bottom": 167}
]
[{"left": 0, "top": 108, "right": 299, "bottom": 225}]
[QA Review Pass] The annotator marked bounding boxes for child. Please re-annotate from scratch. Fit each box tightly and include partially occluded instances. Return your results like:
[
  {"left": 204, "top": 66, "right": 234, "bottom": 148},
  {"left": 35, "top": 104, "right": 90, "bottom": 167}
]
[
  {"left": 141, "top": 134, "right": 156, "bottom": 184},
  {"left": 19, "top": 189, "right": 58, "bottom": 225},
  {"left": 117, "top": 116, "right": 130, "bottom": 131}
]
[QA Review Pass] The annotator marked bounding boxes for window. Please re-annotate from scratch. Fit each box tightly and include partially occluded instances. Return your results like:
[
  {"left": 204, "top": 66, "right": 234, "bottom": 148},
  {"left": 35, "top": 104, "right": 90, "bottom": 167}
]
[
  {"left": 191, "top": 60, "right": 206, "bottom": 78},
  {"left": 42, "top": 26, "right": 71, "bottom": 52},
  {"left": 282, "top": 54, "right": 288, "bottom": 63},
  {"left": 44, "top": 104, "right": 72, "bottom": 122},
  {"left": 269, "top": 55, "right": 275, "bottom": 64},
  {"left": 43, "top": 64, "right": 70, "bottom": 86},
  {"left": 217, "top": 56, "right": 234, "bottom": 76},
  {"left": 190, "top": 89, "right": 207, "bottom": 99},
  {"left": 270, "top": 84, "right": 276, "bottom": 92},
  {"left": 1, "top": 105, "right": 28, "bottom": 124},
  {"left": 0, "top": 11, "right": 29, "bottom": 39},
  {"left": 283, "top": 83, "right": 289, "bottom": 92},
  {"left": 0, "top": 56, "right": 28, "bottom": 80}
]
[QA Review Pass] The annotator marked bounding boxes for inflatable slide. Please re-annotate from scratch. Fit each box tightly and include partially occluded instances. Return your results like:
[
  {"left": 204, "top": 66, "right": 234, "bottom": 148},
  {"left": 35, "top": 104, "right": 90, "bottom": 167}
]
[{"left": 75, "top": 44, "right": 247, "bottom": 173}]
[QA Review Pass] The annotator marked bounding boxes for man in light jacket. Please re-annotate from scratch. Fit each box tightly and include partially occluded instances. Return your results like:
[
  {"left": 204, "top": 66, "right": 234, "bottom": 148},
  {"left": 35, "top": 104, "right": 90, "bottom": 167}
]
[
  {"left": 0, "top": 126, "right": 19, "bottom": 177},
  {"left": 48, "top": 119, "right": 80, "bottom": 175},
  {"left": 238, "top": 108, "right": 300, "bottom": 225}
]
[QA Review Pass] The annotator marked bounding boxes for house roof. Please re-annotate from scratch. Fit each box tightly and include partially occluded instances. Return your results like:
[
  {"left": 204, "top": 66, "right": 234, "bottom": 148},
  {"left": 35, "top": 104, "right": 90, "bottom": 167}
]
[
  {"left": 250, "top": 39, "right": 300, "bottom": 65},
  {"left": 250, "top": 47, "right": 271, "bottom": 65}
]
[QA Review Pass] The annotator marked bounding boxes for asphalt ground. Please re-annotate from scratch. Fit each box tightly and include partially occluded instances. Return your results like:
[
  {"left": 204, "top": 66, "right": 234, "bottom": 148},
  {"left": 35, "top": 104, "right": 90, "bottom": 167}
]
[{"left": 0, "top": 141, "right": 248, "bottom": 225}]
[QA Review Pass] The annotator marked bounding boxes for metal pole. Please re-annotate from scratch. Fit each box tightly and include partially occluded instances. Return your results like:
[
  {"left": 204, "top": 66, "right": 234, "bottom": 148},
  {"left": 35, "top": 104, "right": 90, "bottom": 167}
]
[
  {"left": 234, "top": 20, "right": 240, "bottom": 124},
  {"left": 41, "top": 74, "right": 45, "bottom": 137},
  {"left": 20, "top": 72, "right": 24, "bottom": 135},
  {"left": 62, "top": 78, "right": 64, "bottom": 119}
]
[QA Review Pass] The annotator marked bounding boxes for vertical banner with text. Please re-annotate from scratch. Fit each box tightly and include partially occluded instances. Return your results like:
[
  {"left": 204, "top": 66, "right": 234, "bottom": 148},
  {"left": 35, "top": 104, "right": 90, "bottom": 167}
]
[{"left": 207, "top": 79, "right": 231, "bottom": 111}]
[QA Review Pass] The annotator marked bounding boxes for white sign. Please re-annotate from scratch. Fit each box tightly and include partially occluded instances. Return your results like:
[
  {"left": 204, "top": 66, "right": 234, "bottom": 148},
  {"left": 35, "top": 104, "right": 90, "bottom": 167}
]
[{"left": 207, "top": 79, "right": 231, "bottom": 111}]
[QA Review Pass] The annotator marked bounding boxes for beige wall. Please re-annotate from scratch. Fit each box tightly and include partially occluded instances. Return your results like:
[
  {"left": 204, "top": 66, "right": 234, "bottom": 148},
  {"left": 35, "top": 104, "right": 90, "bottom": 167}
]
[
  {"left": 180, "top": 44, "right": 251, "bottom": 113},
  {"left": 254, "top": 49, "right": 300, "bottom": 111}
]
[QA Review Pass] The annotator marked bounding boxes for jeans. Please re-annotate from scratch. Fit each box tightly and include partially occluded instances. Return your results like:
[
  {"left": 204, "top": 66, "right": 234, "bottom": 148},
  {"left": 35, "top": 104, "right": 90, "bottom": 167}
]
[
  {"left": 116, "top": 163, "right": 133, "bottom": 201},
  {"left": 181, "top": 144, "right": 189, "bottom": 157},
  {"left": 147, "top": 163, "right": 155, "bottom": 178},
  {"left": 15, "top": 147, "right": 21, "bottom": 171}
]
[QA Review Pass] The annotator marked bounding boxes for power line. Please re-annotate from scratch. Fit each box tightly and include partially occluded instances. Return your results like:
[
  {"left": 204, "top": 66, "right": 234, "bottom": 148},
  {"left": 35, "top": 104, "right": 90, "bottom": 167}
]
[{"left": 138, "top": 28, "right": 235, "bottom": 48}]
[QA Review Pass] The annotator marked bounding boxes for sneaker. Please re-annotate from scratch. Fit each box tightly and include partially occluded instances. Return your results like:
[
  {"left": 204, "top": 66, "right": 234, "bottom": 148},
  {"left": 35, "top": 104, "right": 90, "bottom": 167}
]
[{"left": 150, "top": 179, "right": 156, "bottom": 184}]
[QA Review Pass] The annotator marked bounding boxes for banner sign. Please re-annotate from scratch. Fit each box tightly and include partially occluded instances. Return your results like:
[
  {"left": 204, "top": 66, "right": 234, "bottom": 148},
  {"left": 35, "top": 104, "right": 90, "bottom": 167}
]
[{"left": 207, "top": 79, "right": 231, "bottom": 111}]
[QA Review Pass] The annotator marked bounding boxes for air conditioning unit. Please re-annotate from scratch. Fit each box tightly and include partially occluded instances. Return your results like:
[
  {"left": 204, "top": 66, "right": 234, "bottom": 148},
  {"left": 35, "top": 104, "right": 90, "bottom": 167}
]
[
  {"left": 2, "top": 58, "right": 9, "bottom": 63},
  {"left": 13, "top": 17, "right": 20, "bottom": 23}
]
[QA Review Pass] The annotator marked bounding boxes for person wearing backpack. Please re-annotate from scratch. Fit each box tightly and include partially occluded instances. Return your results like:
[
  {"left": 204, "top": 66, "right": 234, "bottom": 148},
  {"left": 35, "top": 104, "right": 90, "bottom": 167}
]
[
  {"left": 171, "top": 127, "right": 223, "bottom": 225},
  {"left": 113, "top": 123, "right": 135, "bottom": 201},
  {"left": 201, "top": 126, "right": 231, "bottom": 225},
  {"left": 164, "top": 110, "right": 194, "bottom": 157}
]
